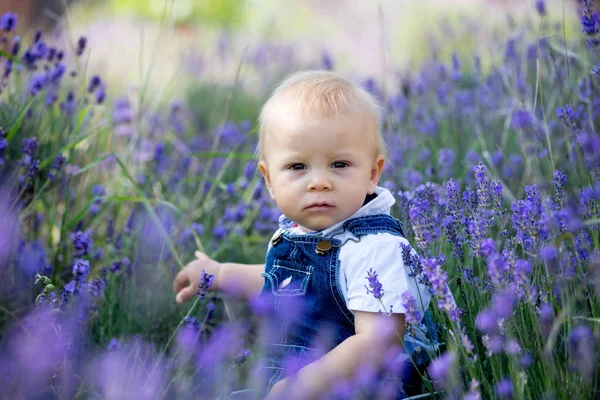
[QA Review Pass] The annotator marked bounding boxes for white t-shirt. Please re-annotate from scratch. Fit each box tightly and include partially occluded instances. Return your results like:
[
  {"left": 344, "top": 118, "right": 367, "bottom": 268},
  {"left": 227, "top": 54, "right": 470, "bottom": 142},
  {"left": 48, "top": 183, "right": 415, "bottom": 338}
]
[{"left": 268, "top": 186, "right": 431, "bottom": 321}]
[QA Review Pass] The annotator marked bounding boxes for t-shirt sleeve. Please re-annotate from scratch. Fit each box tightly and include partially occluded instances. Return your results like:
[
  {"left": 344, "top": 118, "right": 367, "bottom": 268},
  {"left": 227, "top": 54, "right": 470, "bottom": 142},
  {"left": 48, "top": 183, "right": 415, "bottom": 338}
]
[{"left": 344, "top": 234, "right": 431, "bottom": 318}]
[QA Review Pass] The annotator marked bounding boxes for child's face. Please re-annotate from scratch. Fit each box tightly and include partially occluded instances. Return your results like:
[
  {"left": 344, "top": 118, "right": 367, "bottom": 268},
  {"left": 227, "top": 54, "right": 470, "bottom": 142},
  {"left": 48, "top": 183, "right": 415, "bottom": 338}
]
[{"left": 259, "top": 103, "right": 385, "bottom": 232}]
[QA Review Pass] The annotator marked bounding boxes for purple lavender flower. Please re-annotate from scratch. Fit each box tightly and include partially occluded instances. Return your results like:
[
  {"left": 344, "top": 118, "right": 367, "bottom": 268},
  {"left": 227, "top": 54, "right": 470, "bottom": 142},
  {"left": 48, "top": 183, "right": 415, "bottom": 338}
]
[
  {"left": 107, "top": 338, "right": 121, "bottom": 350},
  {"left": 579, "top": 187, "right": 596, "bottom": 220},
  {"left": 511, "top": 185, "right": 545, "bottom": 251},
  {"left": 1, "top": 12, "right": 17, "bottom": 32},
  {"left": 124, "top": 210, "right": 135, "bottom": 235},
  {"left": 540, "top": 245, "right": 557, "bottom": 262},
  {"left": 71, "top": 230, "right": 93, "bottom": 258},
  {"left": 88, "top": 75, "right": 101, "bottom": 93},
  {"left": 511, "top": 258, "right": 534, "bottom": 300},
  {"left": 87, "top": 278, "right": 106, "bottom": 297},
  {"left": 553, "top": 170, "right": 567, "bottom": 209},
  {"left": 196, "top": 269, "right": 214, "bottom": 299},
  {"left": 401, "top": 291, "right": 422, "bottom": 329},
  {"left": 574, "top": 231, "right": 593, "bottom": 262},
  {"left": 511, "top": 109, "right": 535, "bottom": 130},
  {"left": 72, "top": 258, "right": 90, "bottom": 281},
  {"left": 580, "top": 0, "right": 600, "bottom": 47},
  {"left": 27, "top": 71, "right": 47, "bottom": 96},
  {"left": 539, "top": 303, "right": 553, "bottom": 337},
  {"left": 26, "top": 159, "right": 39, "bottom": 181},
  {"left": 21, "top": 137, "right": 37, "bottom": 166},
  {"left": 10, "top": 35, "right": 19, "bottom": 56},
  {"left": 467, "top": 209, "right": 494, "bottom": 257},
  {"left": 475, "top": 309, "right": 497, "bottom": 334},
  {"left": 95, "top": 84, "right": 106, "bottom": 104},
  {"left": 76, "top": 36, "right": 87, "bottom": 56},
  {"left": 0, "top": 136, "right": 7, "bottom": 165},
  {"left": 443, "top": 215, "right": 464, "bottom": 259},
  {"left": 421, "top": 257, "right": 461, "bottom": 321},
  {"left": 427, "top": 352, "right": 456, "bottom": 387},
  {"left": 491, "top": 290, "right": 515, "bottom": 319},
  {"left": 496, "top": 378, "right": 513, "bottom": 399},
  {"left": 556, "top": 104, "right": 578, "bottom": 131},
  {"left": 463, "top": 379, "right": 481, "bottom": 400},
  {"left": 61, "top": 91, "right": 77, "bottom": 115},
  {"left": 568, "top": 325, "right": 595, "bottom": 380},
  {"left": 535, "top": 0, "right": 546, "bottom": 16},
  {"left": 408, "top": 183, "right": 441, "bottom": 249},
  {"left": 437, "top": 148, "right": 455, "bottom": 178},
  {"left": 365, "top": 268, "right": 384, "bottom": 300},
  {"left": 234, "top": 349, "right": 252, "bottom": 366}
]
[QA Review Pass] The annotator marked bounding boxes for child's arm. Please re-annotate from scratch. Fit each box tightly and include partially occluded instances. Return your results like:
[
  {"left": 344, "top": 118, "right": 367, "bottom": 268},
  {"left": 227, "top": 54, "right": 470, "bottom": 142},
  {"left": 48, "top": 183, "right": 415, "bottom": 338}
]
[
  {"left": 267, "top": 311, "right": 406, "bottom": 400},
  {"left": 173, "top": 250, "right": 265, "bottom": 303}
]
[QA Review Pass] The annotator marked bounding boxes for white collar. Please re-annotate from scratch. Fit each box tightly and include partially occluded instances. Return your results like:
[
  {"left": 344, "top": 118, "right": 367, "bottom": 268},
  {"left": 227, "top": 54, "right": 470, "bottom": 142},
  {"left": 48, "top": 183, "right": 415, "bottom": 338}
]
[{"left": 277, "top": 186, "right": 396, "bottom": 236}]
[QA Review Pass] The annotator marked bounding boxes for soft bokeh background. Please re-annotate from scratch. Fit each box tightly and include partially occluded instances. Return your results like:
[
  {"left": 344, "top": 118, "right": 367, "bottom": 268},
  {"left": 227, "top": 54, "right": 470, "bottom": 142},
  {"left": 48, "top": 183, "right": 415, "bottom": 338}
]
[{"left": 0, "top": 0, "right": 582, "bottom": 95}]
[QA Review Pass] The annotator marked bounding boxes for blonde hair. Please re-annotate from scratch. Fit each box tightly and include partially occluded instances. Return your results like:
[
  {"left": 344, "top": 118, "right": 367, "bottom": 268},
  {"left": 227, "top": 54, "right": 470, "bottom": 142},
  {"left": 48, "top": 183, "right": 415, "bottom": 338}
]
[{"left": 256, "top": 70, "right": 386, "bottom": 160}]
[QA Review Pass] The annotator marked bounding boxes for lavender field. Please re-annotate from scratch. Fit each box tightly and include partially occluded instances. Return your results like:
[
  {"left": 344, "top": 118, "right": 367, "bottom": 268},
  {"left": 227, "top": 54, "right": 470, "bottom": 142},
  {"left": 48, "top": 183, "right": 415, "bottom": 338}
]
[{"left": 0, "top": 0, "right": 599, "bottom": 399}]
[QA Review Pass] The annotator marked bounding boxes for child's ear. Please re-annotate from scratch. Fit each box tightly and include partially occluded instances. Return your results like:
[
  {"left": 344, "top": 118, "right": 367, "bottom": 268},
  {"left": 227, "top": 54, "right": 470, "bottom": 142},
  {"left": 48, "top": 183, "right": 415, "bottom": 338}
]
[
  {"left": 259, "top": 160, "right": 276, "bottom": 200},
  {"left": 368, "top": 155, "right": 385, "bottom": 194}
]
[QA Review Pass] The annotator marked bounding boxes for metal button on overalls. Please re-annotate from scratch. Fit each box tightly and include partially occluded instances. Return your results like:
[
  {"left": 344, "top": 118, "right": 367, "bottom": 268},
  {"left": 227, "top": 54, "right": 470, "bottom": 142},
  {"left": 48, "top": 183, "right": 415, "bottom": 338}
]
[{"left": 315, "top": 239, "right": 332, "bottom": 255}]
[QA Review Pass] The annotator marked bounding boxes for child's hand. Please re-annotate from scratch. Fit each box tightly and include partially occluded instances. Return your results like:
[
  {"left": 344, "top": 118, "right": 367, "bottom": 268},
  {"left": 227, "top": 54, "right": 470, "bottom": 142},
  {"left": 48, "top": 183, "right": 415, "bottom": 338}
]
[{"left": 173, "top": 250, "right": 221, "bottom": 304}]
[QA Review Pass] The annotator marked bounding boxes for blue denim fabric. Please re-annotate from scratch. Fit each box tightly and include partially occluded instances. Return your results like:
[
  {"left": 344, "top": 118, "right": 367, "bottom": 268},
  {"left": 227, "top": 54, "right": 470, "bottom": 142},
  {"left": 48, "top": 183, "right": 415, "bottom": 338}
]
[{"left": 259, "top": 214, "right": 411, "bottom": 397}]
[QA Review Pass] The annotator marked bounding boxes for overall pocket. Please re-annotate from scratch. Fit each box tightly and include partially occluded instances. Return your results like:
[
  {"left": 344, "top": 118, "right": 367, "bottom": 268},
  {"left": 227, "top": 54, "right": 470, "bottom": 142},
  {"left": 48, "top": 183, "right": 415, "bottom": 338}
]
[{"left": 262, "top": 260, "right": 313, "bottom": 296}]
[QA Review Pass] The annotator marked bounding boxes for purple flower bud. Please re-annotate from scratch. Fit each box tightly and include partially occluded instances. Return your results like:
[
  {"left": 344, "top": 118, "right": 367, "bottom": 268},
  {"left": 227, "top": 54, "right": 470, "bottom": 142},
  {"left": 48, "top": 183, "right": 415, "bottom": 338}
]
[
  {"left": 76, "top": 36, "right": 87, "bottom": 56},
  {"left": 88, "top": 75, "right": 101, "bottom": 92},
  {"left": 71, "top": 230, "right": 93, "bottom": 258},
  {"left": 72, "top": 258, "right": 90, "bottom": 280},
  {"left": 568, "top": 325, "right": 595, "bottom": 380},
  {"left": 428, "top": 352, "right": 456, "bottom": 386},
  {"left": 365, "top": 268, "right": 384, "bottom": 300},
  {"left": 10, "top": 35, "right": 20, "bottom": 56},
  {"left": 195, "top": 269, "right": 214, "bottom": 299},
  {"left": 476, "top": 309, "right": 496, "bottom": 334},
  {"left": 1, "top": 12, "right": 17, "bottom": 32},
  {"left": 495, "top": 378, "right": 513, "bottom": 399}
]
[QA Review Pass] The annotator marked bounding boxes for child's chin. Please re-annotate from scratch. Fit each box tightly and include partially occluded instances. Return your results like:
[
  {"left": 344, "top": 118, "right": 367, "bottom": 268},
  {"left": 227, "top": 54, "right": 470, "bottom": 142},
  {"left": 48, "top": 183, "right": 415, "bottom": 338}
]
[{"left": 303, "top": 217, "right": 340, "bottom": 231}]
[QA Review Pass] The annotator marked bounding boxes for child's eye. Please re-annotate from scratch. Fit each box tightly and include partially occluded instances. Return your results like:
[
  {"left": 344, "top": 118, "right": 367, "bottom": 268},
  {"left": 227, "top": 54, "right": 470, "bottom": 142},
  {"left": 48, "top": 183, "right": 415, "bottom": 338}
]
[
  {"left": 288, "top": 163, "right": 306, "bottom": 171},
  {"left": 332, "top": 161, "right": 348, "bottom": 169}
]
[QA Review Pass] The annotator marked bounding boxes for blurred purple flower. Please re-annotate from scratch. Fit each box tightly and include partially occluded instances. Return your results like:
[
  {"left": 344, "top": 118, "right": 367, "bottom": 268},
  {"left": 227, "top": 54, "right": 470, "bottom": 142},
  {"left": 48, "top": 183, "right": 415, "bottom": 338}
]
[
  {"left": 27, "top": 71, "right": 46, "bottom": 96},
  {"left": 71, "top": 230, "right": 93, "bottom": 259},
  {"left": 88, "top": 75, "right": 101, "bottom": 93},
  {"left": 21, "top": 137, "right": 37, "bottom": 166},
  {"left": 107, "top": 338, "right": 120, "bottom": 351},
  {"left": 568, "top": 325, "right": 595, "bottom": 380},
  {"left": 1, "top": 12, "right": 17, "bottom": 32},
  {"left": 87, "top": 340, "right": 166, "bottom": 400},
  {"left": 401, "top": 291, "right": 421, "bottom": 329},
  {"left": 427, "top": 352, "right": 456, "bottom": 387},
  {"left": 496, "top": 378, "right": 513, "bottom": 399},
  {"left": 76, "top": 36, "right": 87, "bottom": 56}
]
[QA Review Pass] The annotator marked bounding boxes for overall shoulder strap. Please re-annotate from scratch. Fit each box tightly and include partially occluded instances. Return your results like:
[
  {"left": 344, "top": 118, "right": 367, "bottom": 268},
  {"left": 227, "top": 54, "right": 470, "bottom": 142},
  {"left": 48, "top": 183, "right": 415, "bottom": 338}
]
[{"left": 342, "top": 214, "right": 405, "bottom": 238}]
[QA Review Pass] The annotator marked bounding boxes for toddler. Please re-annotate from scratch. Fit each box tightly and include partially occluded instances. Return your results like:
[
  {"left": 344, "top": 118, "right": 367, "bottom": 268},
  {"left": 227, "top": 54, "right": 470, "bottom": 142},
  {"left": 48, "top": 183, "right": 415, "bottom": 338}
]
[{"left": 173, "top": 70, "right": 432, "bottom": 399}]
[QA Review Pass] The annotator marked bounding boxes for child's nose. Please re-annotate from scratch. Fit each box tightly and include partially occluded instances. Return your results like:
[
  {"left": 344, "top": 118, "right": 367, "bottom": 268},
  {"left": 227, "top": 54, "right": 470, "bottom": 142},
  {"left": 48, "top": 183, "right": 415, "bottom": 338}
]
[{"left": 307, "top": 172, "right": 332, "bottom": 191}]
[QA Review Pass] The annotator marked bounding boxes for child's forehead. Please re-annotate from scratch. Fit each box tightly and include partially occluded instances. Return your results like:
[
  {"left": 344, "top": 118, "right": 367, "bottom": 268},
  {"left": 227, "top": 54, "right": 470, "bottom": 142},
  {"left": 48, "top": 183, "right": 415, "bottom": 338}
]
[{"left": 270, "top": 92, "right": 366, "bottom": 118}]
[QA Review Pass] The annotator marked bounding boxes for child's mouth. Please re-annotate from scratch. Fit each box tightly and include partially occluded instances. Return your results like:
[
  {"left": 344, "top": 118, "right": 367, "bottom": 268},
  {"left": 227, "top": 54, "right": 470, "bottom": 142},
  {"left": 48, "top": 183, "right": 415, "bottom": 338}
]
[{"left": 305, "top": 204, "right": 333, "bottom": 211}]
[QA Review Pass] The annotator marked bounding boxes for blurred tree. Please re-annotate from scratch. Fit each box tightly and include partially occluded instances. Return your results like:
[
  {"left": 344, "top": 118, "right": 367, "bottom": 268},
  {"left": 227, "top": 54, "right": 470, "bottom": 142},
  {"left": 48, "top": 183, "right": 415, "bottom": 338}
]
[{"left": 0, "top": 0, "right": 80, "bottom": 31}]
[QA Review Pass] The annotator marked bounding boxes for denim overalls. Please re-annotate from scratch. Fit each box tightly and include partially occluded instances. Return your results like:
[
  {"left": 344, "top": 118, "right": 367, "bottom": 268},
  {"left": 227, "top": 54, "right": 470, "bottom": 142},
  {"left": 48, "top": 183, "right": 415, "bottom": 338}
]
[{"left": 259, "top": 214, "right": 410, "bottom": 397}]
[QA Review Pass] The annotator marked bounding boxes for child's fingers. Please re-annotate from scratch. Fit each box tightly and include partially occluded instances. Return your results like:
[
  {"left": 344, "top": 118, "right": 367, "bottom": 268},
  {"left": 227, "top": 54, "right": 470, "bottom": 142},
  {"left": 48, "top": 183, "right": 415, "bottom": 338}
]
[
  {"left": 173, "top": 269, "right": 189, "bottom": 294},
  {"left": 176, "top": 286, "right": 196, "bottom": 304},
  {"left": 194, "top": 250, "right": 206, "bottom": 259}
]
